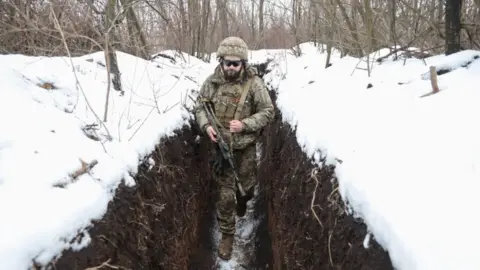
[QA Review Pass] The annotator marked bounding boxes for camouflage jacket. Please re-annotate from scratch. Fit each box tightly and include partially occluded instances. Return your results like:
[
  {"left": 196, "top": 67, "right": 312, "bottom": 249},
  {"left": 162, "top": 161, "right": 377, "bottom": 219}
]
[{"left": 194, "top": 64, "right": 275, "bottom": 149}]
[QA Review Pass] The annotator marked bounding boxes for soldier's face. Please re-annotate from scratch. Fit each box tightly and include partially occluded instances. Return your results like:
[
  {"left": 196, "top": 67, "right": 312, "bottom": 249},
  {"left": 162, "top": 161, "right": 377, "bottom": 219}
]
[{"left": 222, "top": 56, "right": 242, "bottom": 80}]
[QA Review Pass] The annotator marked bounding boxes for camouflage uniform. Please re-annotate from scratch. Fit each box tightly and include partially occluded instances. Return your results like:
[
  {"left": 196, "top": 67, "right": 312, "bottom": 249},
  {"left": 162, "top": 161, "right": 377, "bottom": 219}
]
[{"left": 194, "top": 36, "right": 274, "bottom": 260}]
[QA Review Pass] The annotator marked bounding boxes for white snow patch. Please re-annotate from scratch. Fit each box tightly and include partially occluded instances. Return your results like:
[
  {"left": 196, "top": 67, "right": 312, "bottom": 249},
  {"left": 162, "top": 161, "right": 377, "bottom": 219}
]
[
  {"left": 0, "top": 51, "right": 211, "bottom": 269},
  {"left": 260, "top": 42, "right": 480, "bottom": 270}
]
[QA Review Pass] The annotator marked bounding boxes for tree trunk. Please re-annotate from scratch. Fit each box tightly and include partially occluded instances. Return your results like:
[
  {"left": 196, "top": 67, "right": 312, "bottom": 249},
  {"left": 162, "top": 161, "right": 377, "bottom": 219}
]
[
  {"left": 251, "top": 0, "right": 256, "bottom": 43},
  {"left": 119, "top": 0, "right": 148, "bottom": 59},
  {"left": 445, "top": 0, "right": 462, "bottom": 55},
  {"left": 389, "top": 0, "right": 397, "bottom": 49},
  {"left": 334, "top": 0, "right": 363, "bottom": 56},
  {"left": 209, "top": 5, "right": 220, "bottom": 58},
  {"left": 259, "top": 0, "right": 265, "bottom": 48},
  {"left": 105, "top": 0, "right": 122, "bottom": 93},
  {"left": 310, "top": 0, "right": 320, "bottom": 46},
  {"left": 217, "top": 0, "right": 229, "bottom": 38},
  {"left": 187, "top": 0, "right": 195, "bottom": 55},
  {"left": 438, "top": 0, "right": 444, "bottom": 20},
  {"left": 198, "top": 0, "right": 210, "bottom": 61},
  {"left": 363, "top": 0, "right": 374, "bottom": 54},
  {"left": 178, "top": 0, "right": 188, "bottom": 53}
]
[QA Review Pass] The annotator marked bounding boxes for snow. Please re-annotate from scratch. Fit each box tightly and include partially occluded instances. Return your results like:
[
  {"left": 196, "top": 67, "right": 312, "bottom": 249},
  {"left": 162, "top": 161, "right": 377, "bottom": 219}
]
[
  {"left": 0, "top": 51, "right": 212, "bottom": 269},
  {"left": 2, "top": 39, "right": 480, "bottom": 270},
  {"left": 261, "top": 43, "right": 480, "bottom": 270}
]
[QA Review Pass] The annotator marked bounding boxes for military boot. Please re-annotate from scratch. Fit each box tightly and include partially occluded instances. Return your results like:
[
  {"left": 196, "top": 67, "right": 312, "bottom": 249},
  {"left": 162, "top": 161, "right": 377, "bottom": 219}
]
[
  {"left": 218, "top": 233, "right": 234, "bottom": 260},
  {"left": 236, "top": 191, "right": 254, "bottom": 217}
]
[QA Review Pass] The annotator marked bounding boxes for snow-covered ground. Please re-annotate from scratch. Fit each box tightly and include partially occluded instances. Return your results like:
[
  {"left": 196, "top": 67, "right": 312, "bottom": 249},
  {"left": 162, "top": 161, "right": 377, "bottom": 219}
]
[
  {"left": 261, "top": 43, "right": 480, "bottom": 270},
  {"left": 1, "top": 40, "right": 479, "bottom": 270},
  {"left": 0, "top": 51, "right": 213, "bottom": 269}
]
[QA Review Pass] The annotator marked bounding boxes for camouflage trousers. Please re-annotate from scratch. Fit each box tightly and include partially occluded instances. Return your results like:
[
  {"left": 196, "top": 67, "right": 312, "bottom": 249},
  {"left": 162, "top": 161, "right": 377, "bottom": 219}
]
[{"left": 214, "top": 143, "right": 257, "bottom": 235}]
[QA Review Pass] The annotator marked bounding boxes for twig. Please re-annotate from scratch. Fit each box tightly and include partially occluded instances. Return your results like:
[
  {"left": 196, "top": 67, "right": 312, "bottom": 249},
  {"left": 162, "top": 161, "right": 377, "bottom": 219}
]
[
  {"left": 53, "top": 159, "right": 99, "bottom": 188},
  {"left": 328, "top": 217, "right": 338, "bottom": 267},
  {"left": 327, "top": 186, "right": 339, "bottom": 202},
  {"left": 50, "top": 4, "right": 113, "bottom": 142},
  {"left": 84, "top": 258, "right": 131, "bottom": 270},
  {"left": 310, "top": 168, "right": 324, "bottom": 230},
  {"left": 127, "top": 98, "right": 180, "bottom": 142},
  {"left": 103, "top": 33, "right": 112, "bottom": 122},
  {"left": 98, "top": 235, "right": 118, "bottom": 248}
]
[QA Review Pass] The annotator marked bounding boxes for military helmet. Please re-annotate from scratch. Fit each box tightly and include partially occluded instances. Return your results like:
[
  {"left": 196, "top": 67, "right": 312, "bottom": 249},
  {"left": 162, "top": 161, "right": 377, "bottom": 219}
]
[{"left": 217, "top": 36, "right": 248, "bottom": 61}]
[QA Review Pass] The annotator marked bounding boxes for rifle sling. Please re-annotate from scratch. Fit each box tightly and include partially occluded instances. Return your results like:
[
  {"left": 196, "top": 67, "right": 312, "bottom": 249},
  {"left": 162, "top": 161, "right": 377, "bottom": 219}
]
[
  {"left": 229, "top": 77, "right": 254, "bottom": 152},
  {"left": 234, "top": 77, "right": 254, "bottom": 120}
]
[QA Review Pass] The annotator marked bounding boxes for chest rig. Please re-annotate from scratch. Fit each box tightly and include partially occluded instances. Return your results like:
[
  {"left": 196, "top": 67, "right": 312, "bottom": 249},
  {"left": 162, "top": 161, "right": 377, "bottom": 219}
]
[{"left": 211, "top": 78, "right": 254, "bottom": 129}]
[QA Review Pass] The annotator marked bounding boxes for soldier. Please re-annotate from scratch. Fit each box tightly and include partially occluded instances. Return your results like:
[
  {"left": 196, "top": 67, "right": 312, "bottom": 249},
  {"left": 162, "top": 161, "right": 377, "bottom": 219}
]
[{"left": 194, "top": 36, "right": 274, "bottom": 260}]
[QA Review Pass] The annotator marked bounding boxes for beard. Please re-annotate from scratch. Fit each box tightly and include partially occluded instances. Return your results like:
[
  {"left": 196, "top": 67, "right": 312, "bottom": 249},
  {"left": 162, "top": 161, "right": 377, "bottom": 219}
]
[{"left": 222, "top": 68, "right": 241, "bottom": 81}]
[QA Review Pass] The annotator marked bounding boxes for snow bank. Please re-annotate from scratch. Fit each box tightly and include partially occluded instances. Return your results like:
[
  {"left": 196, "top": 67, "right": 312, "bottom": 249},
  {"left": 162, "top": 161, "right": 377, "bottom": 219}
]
[
  {"left": 0, "top": 51, "right": 211, "bottom": 269},
  {"left": 263, "top": 43, "right": 480, "bottom": 270}
]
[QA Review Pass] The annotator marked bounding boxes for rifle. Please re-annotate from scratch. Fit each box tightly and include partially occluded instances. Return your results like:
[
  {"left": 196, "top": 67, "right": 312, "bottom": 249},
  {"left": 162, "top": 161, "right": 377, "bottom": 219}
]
[{"left": 201, "top": 100, "right": 247, "bottom": 197}]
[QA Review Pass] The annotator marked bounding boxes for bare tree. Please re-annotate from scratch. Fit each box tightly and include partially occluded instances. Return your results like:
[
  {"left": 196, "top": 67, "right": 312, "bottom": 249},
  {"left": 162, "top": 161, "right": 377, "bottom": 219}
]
[
  {"left": 2, "top": 0, "right": 480, "bottom": 61},
  {"left": 119, "top": 0, "right": 148, "bottom": 59},
  {"left": 217, "top": 0, "right": 229, "bottom": 38},
  {"left": 389, "top": 0, "right": 397, "bottom": 50}
]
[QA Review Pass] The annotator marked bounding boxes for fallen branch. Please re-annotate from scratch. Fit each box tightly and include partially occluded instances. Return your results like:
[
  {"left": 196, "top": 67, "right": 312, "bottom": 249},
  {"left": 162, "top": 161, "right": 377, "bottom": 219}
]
[
  {"left": 52, "top": 159, "right": 99, "bottom": 188},
  {"left": 70, "top": 159, "right": 99, "bottom": 179}
]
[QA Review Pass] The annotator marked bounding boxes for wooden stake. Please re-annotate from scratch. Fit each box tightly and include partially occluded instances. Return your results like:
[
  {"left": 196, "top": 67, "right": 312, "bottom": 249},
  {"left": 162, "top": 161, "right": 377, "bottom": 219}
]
[
  {"left": 420, "top": 66, "right": 440, "bottom": 98},
  {"left": 430, "top": 66, "right": 440, "bottom": 93}
]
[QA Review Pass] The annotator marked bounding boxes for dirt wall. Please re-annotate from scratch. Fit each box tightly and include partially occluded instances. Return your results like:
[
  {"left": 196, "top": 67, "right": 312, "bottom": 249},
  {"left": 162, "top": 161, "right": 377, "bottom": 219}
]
[
  {"left": 53, "top": 123, "right": 218, "bottom": 270},
  {"left": 259, "top": 90, "right": 393, "bottom": 270}
]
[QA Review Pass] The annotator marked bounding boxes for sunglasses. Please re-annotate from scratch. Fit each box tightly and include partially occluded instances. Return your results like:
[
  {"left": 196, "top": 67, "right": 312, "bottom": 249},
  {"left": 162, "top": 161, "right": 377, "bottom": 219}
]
[{"left": 222, "top": 59, "right": 242, "bottom": 67}]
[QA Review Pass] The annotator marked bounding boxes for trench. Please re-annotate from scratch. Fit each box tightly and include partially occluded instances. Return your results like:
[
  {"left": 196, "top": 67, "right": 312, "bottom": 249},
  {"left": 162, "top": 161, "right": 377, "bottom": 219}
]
[{"left": 53, "top": 64, "right": 394, "bottom": 270}]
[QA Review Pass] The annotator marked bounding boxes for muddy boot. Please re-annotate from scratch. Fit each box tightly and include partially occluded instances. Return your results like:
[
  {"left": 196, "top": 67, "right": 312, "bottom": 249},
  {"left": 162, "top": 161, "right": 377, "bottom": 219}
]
[{"left": 218, "top": 233, "right": 234, "bottom": 260}]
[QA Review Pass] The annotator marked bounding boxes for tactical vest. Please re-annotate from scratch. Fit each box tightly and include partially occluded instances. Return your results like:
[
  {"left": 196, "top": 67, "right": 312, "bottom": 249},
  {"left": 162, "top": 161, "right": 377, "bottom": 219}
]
[{"left": 211, "top": 78, "right": 254, "bottom": 129}]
